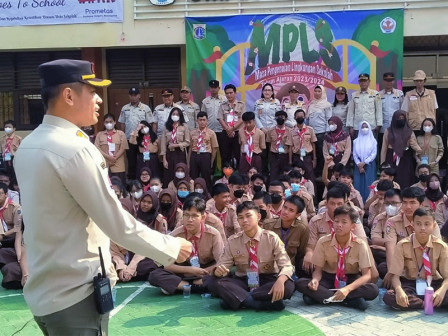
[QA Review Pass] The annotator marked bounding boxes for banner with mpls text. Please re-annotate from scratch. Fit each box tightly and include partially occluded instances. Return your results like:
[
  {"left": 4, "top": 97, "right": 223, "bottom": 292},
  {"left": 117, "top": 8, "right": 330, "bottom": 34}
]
[
  {"left": 0, "top": 0, "right": 123, "bottom": 27},
  {"left": 186, "top": 9, "right": 403, "bottom": 108}
]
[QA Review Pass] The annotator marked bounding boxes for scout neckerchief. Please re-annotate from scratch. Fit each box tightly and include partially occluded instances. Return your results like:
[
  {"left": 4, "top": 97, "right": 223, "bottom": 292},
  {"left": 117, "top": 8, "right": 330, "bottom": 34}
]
[
  {"left": 185, "top": 221, "right": 205, "bottom": 258},
  {"left": 244, "top": 127, "right": 254, "bottom": 165},
  {"left": 392, "top": 152, "right": 400, "bottom": 166},
  {"left": 247, "top": 238, "right": 259, "bottom": 272},
  {"left": 328, "top": 218, "right": 335, "bottom": 235},
  {"left": 413, "top": 235, "right": 432, "bottom": 279},
  {"left": 334, "top": 232, "right": 355, "bottom": 289},
  {"left": 297, "top": 126, "right": 307, "bottom": 150},
  {"left": 0, "top": 198, "right": 11, "bottom": 232},
  {"left": 275, "top": 127, "right": 286, "bottom": 151},
  {"left": 330, "top": 129, "right": 342, "bottom": 156},
  {"left": 171, "top": 124, "right": 178, "bottom": 144},
  {"left": 4, "top": 136, "right": 13, "bottom": 158},
  {"left": 107, "top": 130, "right": 115, "bottom": 155},
  {"left": 214, "top": 207, "right": 227, "bottom": 224},
  {"left": 196, "top": 128, "right": 205, "bottom": 152},
  {"left": 142, "top": 135, "right": 150, "bottom": 152},
  {"left": 270, "top": 205, "right": 282, "bottom": 218},
  {"left": 227, "top": 104, "right": 235, "bottom": 128}
]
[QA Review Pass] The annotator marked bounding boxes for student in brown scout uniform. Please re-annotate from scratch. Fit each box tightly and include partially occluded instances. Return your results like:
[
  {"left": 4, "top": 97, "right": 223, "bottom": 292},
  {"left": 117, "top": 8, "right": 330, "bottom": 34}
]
[
  {"left": 289, "top": 109, "right": 317, "bottom": 183},
  {"left": 253, "top": 191, "right": 273, "bottom": 226},
  {"left": 193, "top": 177, "right": 212, "bottom": 201},
  {"left": 167, "top": 162, "right": 195, "bottom": 194},
  {"left": 323, "top": 116, "right": 351, "bottom": 167},
  {"left": 268, "top": 180, "right": 286, "bottom": 219},
  {"left": 189, "top": 111, "right": 218, "bottom": 190},
  {"left": 266, "top": 110, "right": 292, "bottom": 181},
  {"left": 94, "top": 113, "right": 128, "bottom": 186},
  {"left": 339, "top": 168, "right": 364, "bottom": 210},
  {"left": 364, "top": 165, "right": 400, "bottom": 212},
  {"left": 411, "top": 164, "right": 430, "bottom": 190},
  {"left": 149, "top": 197, "right": 224, "bottom": 295},
  {"left": 239, "top": 112, "right": 266, "bottom": 175},
  {"left": 227, "top": 173, "right": 252, "bottom": 208},
  {"left": 367, "top": 179, "right": 394, "bottom": 229},
  {"left": 206, "top": 183, "right": 241, "bottom": 238},
  {"left": 161, "top": 107, "right": 190, "bottom": 187},
  {"left": 383, "top": 208, "right": 448, "bottom": 309},
  {"left": 159, "top": 188, "right": 183, "bottom": 232},
  {"left": 204, "top": 201, "right": 295, "bottom": 311},
  {"left": 289, "top": 164, "right": 315, "bottom": 198},
  {"left": 0, "top": 182, "right": 22, "bottom": 249},
  {"left": 296, "top": 205, "right": 379, "bottom": 310},
  {"left": 263, "top": 195, "right": 309, "bottom": 276},
  {"left": 136, "top": 191, "right": 168, "bottom": 234},
  {"left": 1, "top": 120, "right": 21, "bottom": 177},
  {"left": 383, "top": 187, "right": 442, "bottom": 288}
]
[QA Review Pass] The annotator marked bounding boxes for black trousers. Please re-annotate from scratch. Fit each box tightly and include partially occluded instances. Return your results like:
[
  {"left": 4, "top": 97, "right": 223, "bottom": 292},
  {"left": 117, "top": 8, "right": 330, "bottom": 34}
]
[
  {"left": 219, "top": 130, "right": 240, "bottom": 170},
  {"left": 190, "top": 152, "right": 212, "bottom": 191},
  {"left": 126, "top": 142, "right": 138, "bottom": 180}
]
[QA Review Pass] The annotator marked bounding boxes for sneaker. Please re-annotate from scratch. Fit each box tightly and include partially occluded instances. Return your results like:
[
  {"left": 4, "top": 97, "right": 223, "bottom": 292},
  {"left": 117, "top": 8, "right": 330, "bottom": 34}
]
[
  {"left": 302, "top": 294, "right": 317, "bottom": 305},
  {"left": 160, "top": 288, "right": 170, "bottom": 295}
]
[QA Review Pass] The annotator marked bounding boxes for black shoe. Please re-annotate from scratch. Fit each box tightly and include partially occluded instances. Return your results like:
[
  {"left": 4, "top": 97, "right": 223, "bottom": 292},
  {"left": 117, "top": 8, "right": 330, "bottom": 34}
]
[
  {"left": 220, "top": 299, "right": 231, "bottom": 310},
  {"left": 242, "top": 295, "right": 262, "bottom": 310},
  {"left": 302, "top": 294, "right": 317, "bottom": 305},
  {"left": 344, "top": 297, "right": 368, "bottom": 311},
  {"left": 269, "top": 300, "right": 285, "bottom": 311}
]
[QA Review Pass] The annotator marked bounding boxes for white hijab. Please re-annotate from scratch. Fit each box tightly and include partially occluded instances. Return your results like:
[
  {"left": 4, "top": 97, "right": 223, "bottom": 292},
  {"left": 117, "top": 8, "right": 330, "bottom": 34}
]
[{"left": 353, "top": 120, "right": 377, "bottom": 163}]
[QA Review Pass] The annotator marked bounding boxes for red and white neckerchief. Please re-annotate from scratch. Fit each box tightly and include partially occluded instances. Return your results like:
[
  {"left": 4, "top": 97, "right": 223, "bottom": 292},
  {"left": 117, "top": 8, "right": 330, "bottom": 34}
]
[
  {"left": 214, "top": 208, "right": 228, "bottom": 224},
  {"left": 185, "top": 222, "right": 205, "bottom": 258},
  {"left": 4, "top": 136, "right": 13, "bottom": 157},
  {"left": 270, "top": 206, "right": 282, "bottom": 218},
  {"left": 328, "top": 219, "right": 335, "bottom": 235},
  {"left": 0, "top": 198, "right": 11, "bottom": 232},
  {"left": 106, "top": 131, "right": 114, "bottom": 144},
  {"left": 227, "top": 105, "right": 235, "bottom": 128},
  {"left": 275, "top": 127, "right": 286, "bottom": 150},
  {"left": 142, "top": 135, "right": 150, "bottom": 152},
  {"left": 419, "top": 246, "right": 432, "bottom": 279},
  {"left": 196, "top": 129, "right": 205, "bottom": 152},
  {"left": 299, "top": 178, "right": 308, "bottom": 187},
  {"left": 429, "top": 200, "right": 437, "bottom": 211},
  {"left": 392, "top": 152, "right": 401, "bottom": 166},
  {"left": 244, "top": 127, "right": 254, "bottom": 165},
  {"left": 247, "top": 238, "right": 259, "bottom": 272},
  {"left": 171, "top": 124, "right": 178, "bottom": 144},
  {"left": 334, "top": 232, "right": 355, "bottom": 288},
  {"left": 297, "top": 126, "right": 307, "bottom": 149},
  {"left": 330, "top": 129, "right": 343, "bottom": 156}
]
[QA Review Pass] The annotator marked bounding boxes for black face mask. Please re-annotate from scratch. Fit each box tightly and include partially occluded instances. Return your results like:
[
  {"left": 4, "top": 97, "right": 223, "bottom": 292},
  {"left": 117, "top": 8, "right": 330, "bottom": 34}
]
[
  {"left": 234, "top": 190, "right": 244, "bottom": 199},
  {"left": 396, "top": 119, "right": 406, "bottom": 128},
  {"left": 419, "top": 174, "right": 429, "bottom": 183},
  {"left": 271, "top": 193, "right": 282, "bottom": 204},
  {"left": 296, "top": 117, "right": 305, "bottom": 124},
  {"left": 160, "top": 202, "right": 171, "bottom": 211},
  {"left": 253, "top": 185, "right": 263, "bottom": 193},
  {"left": 276, "top": 117, "right": 285, "bottom": 126},
  {"left": 259, "top": 208, "right": 267, "bottom": 220}
]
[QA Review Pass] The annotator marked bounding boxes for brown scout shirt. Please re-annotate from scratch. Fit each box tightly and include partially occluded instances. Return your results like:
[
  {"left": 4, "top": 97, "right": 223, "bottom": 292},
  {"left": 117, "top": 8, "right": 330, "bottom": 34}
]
[
  {"left": 160, "top": 125, "right": 190, "bottom": 156},
  {"left": 263, "top": 217, "right": 309, "bottom": 266},
  {"left": 402, "top": 88, "right": 437, "bottom": 130},
  {"left": 129, "top": 133, "right": 160, "bottom": 154},
  {"left": 323, "top": 136, "right": 352, "bottom": 166},
  {"left": 434, "top": 201, "right": 446, "bottom": 228},
  {"left": 312, "top": 233, "right": 372, "bottom": 274},
  {"left": 217, "top": 227, "right": 293, "bottom": 278},
  {"left": 170, "top": 224, "right": 224, "bottom": 266},
  {"left": 217, "top": 101, "right": 246, "bottom": 130},
  {"left": 266, "top": 127, "right": 293, "bottom": 153},
  {"left": 0, "top": 201, "right": 22, "bottom": 235},
  {"left": 94, "top": 129, "right": 129, "bottom": 173},
  {"left": 291, "top": 125, "right": 317, "bottom": 154},
  {"left": 175, "top": 212, "right": 226, "bottom": 243},
  {"left": 366, "top": 180, "right": 401, "bottom": 202},
  {"left": 384, "top": 212, "right": 441, "bottom": 244},
  {"left": 390, "top": 233, "right": 448, "bottom": 281},
  {"left": 371, "top": 211, "right": 389, "bottom": 243},
  {"left": 368, "top": 199, "right": 383, "bottom": 228},
  {"left": 190, "top": 127, "right": 219, "bottom": 154},
  {"left": 0, "top": 134, "right": 22, "bottom": 156},
  {"left": 110, "top": 241, "right": 145, "bottom": 276},
  {"left": 239, "top": 127, "right": 266, "bottom": 154},
  {"left": 206, "top": 198, "right": 241, "bottom": 238}
]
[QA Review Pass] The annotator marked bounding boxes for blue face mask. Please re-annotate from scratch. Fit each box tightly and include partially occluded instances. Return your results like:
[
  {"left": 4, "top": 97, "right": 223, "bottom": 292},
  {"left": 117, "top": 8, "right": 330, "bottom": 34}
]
[
  {"left": 285, "top": 189, "right": 291, "bottom": 198},
  {"left": 291, "top": 183, "right": 300, "bottom": 192},
  {"left": 178, "top": 190, "right": 189, "bottom": 198}
]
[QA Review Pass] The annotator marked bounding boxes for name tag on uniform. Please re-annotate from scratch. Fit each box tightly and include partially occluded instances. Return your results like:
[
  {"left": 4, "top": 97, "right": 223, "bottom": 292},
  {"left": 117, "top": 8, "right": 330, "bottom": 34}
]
[
  {"left": 4, "top": 153, "right": 11, "bottom": 161},
  {"left": 421, "top": 156, "right": 429, "bottom": 165},
  {"left": 143, "top": 151, "right": 150, "bottom": 161},
  {"left": 247, "top": 271, "right": 259, "bottom": 289},
  {"left": 227, "top": 114, "right": 234, "bottom": 123},
  {"left": 108, "top": 142, "right": 116, "bottom": 153},
  {"left": 278, "top": 145, "right": 285, "bottom": 154},
  {"left": 200, "top": 145, "right": 206, "bottom": 153},
  {"left": 329, "top": 146, "right": 336, "bottom": 155},
  {"left": 338, "top": 280, "right": 346, "bottom": 289},
  {"left": 190, "top": 256, "right": 200, "bottom": 268},
  {"left": 410, "top": 96, "right": 418, "bottom": 101},
  {"left": 244, "top": 144, "right": 249, "bottom": 153},
  {"left": 300, "top": 148, "right": 306, "bottom": 157},
  {"left": 183, "top": 112, "right": 190, "bottom": 123},
  {"left": 416, "top": 278, "right": 426, "bottom": 295}
]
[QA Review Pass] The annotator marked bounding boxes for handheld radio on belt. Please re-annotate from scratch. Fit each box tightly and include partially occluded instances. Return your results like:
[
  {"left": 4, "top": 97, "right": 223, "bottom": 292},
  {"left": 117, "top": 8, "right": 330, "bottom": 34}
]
[{"left": 93, "top": 247, "right": 114, "bottom": 314}]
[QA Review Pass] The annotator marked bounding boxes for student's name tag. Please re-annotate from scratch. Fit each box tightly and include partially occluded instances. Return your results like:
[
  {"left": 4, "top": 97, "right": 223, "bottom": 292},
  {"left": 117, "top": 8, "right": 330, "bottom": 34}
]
[
  {"left": 200, "top": 145, "right": 206, "bottom": 153},
  {"left": 183, "top": 112, "right": 190, "bottom": 123},
  {"left": 108, "top": 142, "right": 116, "bottom": 153},
  {"left": 421, "top": 156, "right": 429, "bottom": 165},
  {"left": 338, "top": 280, "right": 346, "bottom": 289},
  {"left": 4, "top": 153, "right": 11, "bottom": 161},
  {"left": 416, "top": 278, "right": 426, "bottom": 295},
  {"left": 247, "top": 271, "right": 259, "bottom": 289},
  {"left": 329, "top": 146, "right": 336, "bottom": 155},
  {"left": 143, "top": 151, "right": 150, "bottom": 161},
  {"left": 278, "top": 145, "right": 285, "bottom": 154},
  {"left": 410, "top": 96, "right": 418, "bottom": 101},
  {"left": 190, "top": 256, "right": 200, "bottom": 268},
  {"left": 300, "top": 148, "right": 306, "bottom": 157},
  {"left": 227, "top": 114, "right": 234, "bottom": 123},
  {"left": 244, "top": 144, "right": 249, "bottom": 153}
]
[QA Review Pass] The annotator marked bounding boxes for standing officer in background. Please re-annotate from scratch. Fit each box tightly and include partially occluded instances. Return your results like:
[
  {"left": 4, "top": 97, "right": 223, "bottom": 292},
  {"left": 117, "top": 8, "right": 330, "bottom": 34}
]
[
  {"left": 177, "top": 86, "right": 200, "bottom": 131},
  {"left": 14, "top": 59, "right": 192, "bottom": 335},
  {"left": 153, "top": 89, "right": 179, "bottom": 137},
  {"left": 118, "top": 87, "right": 153, "bottom": 180},
  {"left": 201, "top": 80, "right": 226, "bottom": 150}
]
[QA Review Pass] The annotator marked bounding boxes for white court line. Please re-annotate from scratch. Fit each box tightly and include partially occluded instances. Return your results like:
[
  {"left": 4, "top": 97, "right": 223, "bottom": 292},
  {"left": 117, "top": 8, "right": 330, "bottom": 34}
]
[
  {"left": 0, "top": 293, "right": 23, "bottom": 299},
  {"left": 110, "top": 282, "right": 150, "bottom": 319}
]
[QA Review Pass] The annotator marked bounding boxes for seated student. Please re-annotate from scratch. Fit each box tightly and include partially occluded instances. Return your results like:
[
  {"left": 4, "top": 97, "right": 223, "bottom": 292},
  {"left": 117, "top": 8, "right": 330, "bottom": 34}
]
[
  {"left": 149, "top": 196, "right": 224, "bottom": 295},
  {"left": 0, "top": 183, "right": 22, "bottom": 249},
  {"left": 383, "top": 187, "right": 442, "bottom": 288},
  {"left": 228, "top": 173, "right": 252, "bottom": 207},
  {"left": 137, "top": 191, "right": 168, "bottom": 234},
  {"left": 111, "top": 177, "right": 128, "bottom": 200},
  {"left": 422, "top": 173, "right": 446, "bottom": 212},
  {"left": 289, "top": 164, "right": 315, "bottom": 198},
  {"left": 411, "top": 164, "right": 430, "bottom": 191},
  {"left": 111, "top": 199, "right": 158, "bottom": 283},
  {"left": 206, "top": 183, "right": 240, "bottom": 238},
  {"left": 204, "top": 201, "right": 295, "bottom": 311},
  {"left": 281, "top": 164, "right": 292, "bottom": 176},
  {"left": 383, "top": 208, "right": 448, "bottom": 310},
  {"left": 284, "top": 173, "right": 315, "bottom": 221},
  {"left": 128, "top": 180, "right": 144, "bottom": 214},
  {"left": 177, "top": 180, "right": 191, "bottom": 208},
  {"left": 159, "top": 188, "right": 182, "bottom": 232},
  {"left": 371, "top": 188, "right": 402, "bottom": 279},
  {"left": 367, "top": 179, "right": 394, "bottom": 229},
  {"left": 263, "top": 196, "right": 309, "bottom": 276},
  {"left": 365, "top": 165, "right": 400, "bottom": 207},
  {"left": 168, "top": 162, "right": 194, "bottom": 193},
  {"left": 194, "top": 177, "right": 212, "bottom": 201},
  {"left": 149, "top": 176, "right": 163, "bottom": 196},
  {"left": 253, "top": 191, "right": 273, "bottom": 226},
  {"left": 138, "top": 167, "right": 152, "bottom": 192},
  {"left": 0, "top": 170, "right": 20, "bottom": 204},
  {"left": 215, "top": 162, "right": 234, "bottom": 186},
  {"left": 249, "top": 173, "right": 266, "bottom": 197},
  {"left": 278, "top": 174, "right": 292, "bottom": 199},
  {"left": 339, "top": 168, "right": 364, "bottom": 210},
  {"left": 248, "top": 166, "right": 259, "bottom": 180},
  {"left": 296, "top": 205, "right": 379, "bottom": 311},
  {"left": 268, "top": 180, "right": 286, "bottom": 218}
]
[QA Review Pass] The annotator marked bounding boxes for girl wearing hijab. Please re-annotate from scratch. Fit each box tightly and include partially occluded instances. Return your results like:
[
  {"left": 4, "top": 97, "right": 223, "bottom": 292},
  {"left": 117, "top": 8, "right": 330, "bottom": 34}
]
[
  {"left": 194, "top": 177, "right": 211, "bottom": 201},
  {"left": 159, "top": 188, "right": 183, "bottom": 232},
  {"left": 424, "top": 173, "right": 446, "bottom": 213},
  {"left": 353, "top": 121, "right": 377, "bottom": 202},
  {"left": 416, "top": 118, "right": 444, "bottom": 175},
  {"left": 167, "top": 162, "right": 194, "bottom": 193},
  {"left": 381, "top": 110, "right": 422, "bottom": 189},
  {"left": 176, "top": 179, "right": 190, "bottom": 208},
  {"left": 136, "top": 190, "right": 167, "bottom": 234},
  {"left": 161, "top": 107, "right": 190, "bottom": 187},
  {"left": 138, "top": 167, "right": 152, "bottom": 192},
  {"left": 323, "top": 116, "right": 351, "bottom": 167},
  {"left": 130, "top": 120, "right": 160, "bottom": 180},
  {"left": 307, "top": 85, "right": 333, "bottom": 176}
]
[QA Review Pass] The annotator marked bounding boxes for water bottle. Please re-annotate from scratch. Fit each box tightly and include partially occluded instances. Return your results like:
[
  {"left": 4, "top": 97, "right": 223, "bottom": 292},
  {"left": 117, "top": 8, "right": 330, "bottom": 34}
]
[{"left": 424, "top": 286, "right": 434, "bottom": 315}]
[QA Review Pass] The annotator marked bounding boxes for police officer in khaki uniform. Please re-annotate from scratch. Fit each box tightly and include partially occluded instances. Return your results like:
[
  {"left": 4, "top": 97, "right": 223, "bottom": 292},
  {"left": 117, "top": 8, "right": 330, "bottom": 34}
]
[
  {"left": 204, "top": 201, "right": 295, "bottom": 311},
  {"left": 14, "top": 59, "right": 192, "bottom": 335},
  {"left": 201, "top": 80, "right": 226, "bottom": 138},
  {"left": 401, "top": 70, "right": 438, "bottom": 131},
  {"left": 118, "top": 87, "right": 153, "bottom": 180},
  {"left": 177, "top": 86, "right": 200, "bottom": 131},
  {"left": 347, "top": 73, "right": 382, "bottom": 138},
  {"left": 153, "top": 89, "right": 181, "bottom": 137},
  {"left": 149, "top": 197, "right": 224, "bottom": 295}
]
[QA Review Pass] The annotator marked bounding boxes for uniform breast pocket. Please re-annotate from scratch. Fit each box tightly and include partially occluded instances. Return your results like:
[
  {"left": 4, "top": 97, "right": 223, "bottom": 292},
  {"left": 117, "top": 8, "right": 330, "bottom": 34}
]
[
  {"left": 137, "top": 111, "right": 147, "bottom": 120},
  {"left": 98, "top": 139, "right": 108, "bottom": 146},
  {"left": 345, "top": 256, "right": 360, "bottom": 272},
  {"left": 259, "top": 257, "right": 275, "bottom": 273},
  {"left": 177, "top": 130, "right": 185, "bottom": 140},
  {"left": 404, "top": 257, "right": 417, "bottom": 272}
]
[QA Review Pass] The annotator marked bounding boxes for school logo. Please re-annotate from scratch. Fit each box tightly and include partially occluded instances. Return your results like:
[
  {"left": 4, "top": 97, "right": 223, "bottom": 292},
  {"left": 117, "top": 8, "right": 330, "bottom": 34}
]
[
  {"left": 149, "top": 0, "right": 175, "bottom": 5},
  {"left": 193, "top": 24, "right": 206, "bottom": 40},
  {"left": 380, "top": 17, "right": 396, "bottom": 34}
]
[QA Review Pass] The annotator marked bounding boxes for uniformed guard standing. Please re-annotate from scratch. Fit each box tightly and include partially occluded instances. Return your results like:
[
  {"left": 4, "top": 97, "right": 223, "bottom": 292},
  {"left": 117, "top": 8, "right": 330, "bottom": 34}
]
[
  {"left": 153, "top": 89, "right": 181, "bottom": 137},
  {"left": 118, "top": 87, "right": 153, "bottom": 180},
  {"left": 177, "top": 86, "right": 200, "bottom": 131},
  {"left": 282, "top": 85, "right": 306, "bottom": 128}
]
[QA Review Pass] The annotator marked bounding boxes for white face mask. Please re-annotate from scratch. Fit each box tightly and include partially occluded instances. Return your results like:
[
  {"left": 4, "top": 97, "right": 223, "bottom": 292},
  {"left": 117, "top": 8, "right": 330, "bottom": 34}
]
[
  {"left": 195, "top": 188, "right": 204, "bottom": 194},
  {"left": 175, "top": 171, "right": 185, "bottom": 179},
  {"left": 385, "top": 205, "right": 399, "bottom": 217},
  {"left": 4, "top": 127, "right": 13, "bottom": 134},
  {"left": 142, "top": 127, "right": 149, "bottom": 134},
  {"left": 105, "top": 123, "right": 114, "bottom": 131},
  {"left": 171, "top": 115, "right": 180, "bottom": 122},
  {"left": 132, "top": 190, "right": 143, "bottom": 199},
  {"left": 150, "top": 185, "right": 161, "bottom": 193},
  {"left": 423, "top": 126, "right": 433, "bottom": 133},
  {"left": 329, "top": 124, "right": 337, "bottom": 132},
  {"left": 361, "top": 127, "right": 369, "bottom": 135}
]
